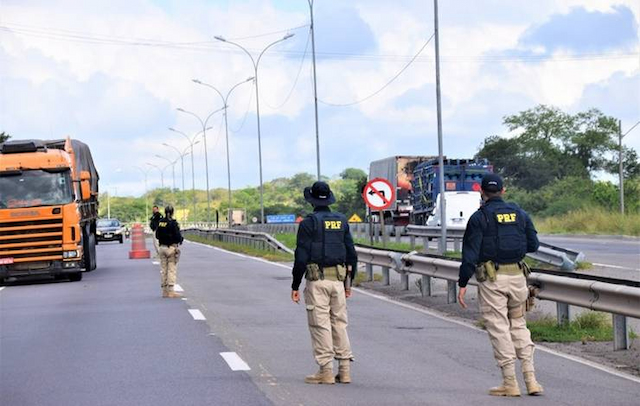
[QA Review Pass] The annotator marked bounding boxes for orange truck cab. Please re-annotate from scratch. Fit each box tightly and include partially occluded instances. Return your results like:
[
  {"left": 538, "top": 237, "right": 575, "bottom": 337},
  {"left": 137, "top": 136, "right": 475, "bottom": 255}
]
[{"left": 0, "top": 138, "right": 99, "bottom": 282}]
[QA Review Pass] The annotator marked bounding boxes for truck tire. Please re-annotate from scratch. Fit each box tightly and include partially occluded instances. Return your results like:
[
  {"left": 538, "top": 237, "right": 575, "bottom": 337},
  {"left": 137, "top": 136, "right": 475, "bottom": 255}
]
[
  {"left": 119, "top": 236, "right": 123, "bottom": 244},
  {"left": 84, "top": 233, "right": 97, "bottom": 272},
  {"left": 69, "top": 272, "right": 83, "bottom": 282}
]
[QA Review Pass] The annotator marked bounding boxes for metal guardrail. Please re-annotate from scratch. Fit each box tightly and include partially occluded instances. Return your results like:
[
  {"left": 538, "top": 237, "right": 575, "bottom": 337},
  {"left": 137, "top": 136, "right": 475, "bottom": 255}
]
[
  {"left": 354, "top": 245, "right": 638, "bottom": 350},
  {"left": 184, "top": 227, "right": 636, "bottom": 350},
  {"left": 183, "top": 228, "right": 294, "bottom": 256}
]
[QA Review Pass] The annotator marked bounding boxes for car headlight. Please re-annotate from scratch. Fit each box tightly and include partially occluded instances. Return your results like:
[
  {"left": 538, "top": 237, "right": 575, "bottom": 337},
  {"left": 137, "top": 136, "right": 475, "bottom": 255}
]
[
  {"left": 96, "top": 230, "right": 102, "bottom": 236},
  {"left": 63, "top": 250, "right": 78, "bottom": 259},
  {"left": 114, "top": 229, "right": 123, "bottom": 234}
]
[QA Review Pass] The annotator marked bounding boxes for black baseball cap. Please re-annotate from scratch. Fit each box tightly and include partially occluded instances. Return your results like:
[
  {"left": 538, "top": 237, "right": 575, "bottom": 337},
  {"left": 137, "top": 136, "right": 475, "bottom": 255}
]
[{"left": 481, "top": 174, "right": 503, "bottom": 192}]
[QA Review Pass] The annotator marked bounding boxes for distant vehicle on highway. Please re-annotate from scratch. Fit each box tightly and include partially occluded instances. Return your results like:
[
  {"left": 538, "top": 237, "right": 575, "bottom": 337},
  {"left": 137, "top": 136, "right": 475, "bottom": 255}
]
[
  {"left": 368, "top": 156, "right": 492, "bottom": 227},
  {"left": 425, "top": 191, "right": 482, "bottom": 228},
  {"left": 96, "top": 218, "right": 125, "bottom": 244}
]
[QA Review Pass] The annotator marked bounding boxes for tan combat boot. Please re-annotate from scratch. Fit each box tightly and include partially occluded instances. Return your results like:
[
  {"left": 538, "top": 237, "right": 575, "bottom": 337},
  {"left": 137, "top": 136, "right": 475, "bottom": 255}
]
[
  {"left": 523, "top": 372, "right": 544, "bottom": 396},
  {"left": 305, "top": 363, "right": 335, "bottom": 384},
  {"left": 335, "top": 360, "right": 351, "bottom": 384},
  {"left": 162, "top": 288, "right": 170, "bottom": 298},
  {"left": 489, "top": 364, "right": 521, "bottom": 397},
  {"left": 166, "top": 288, "right": 182, "bottom": 298}
]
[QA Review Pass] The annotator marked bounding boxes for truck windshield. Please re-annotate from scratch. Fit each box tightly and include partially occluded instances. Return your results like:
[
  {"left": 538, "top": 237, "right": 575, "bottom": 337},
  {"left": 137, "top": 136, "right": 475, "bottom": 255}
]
[{"left": 0, "top": 169, "right": 73, "bottom": 209}]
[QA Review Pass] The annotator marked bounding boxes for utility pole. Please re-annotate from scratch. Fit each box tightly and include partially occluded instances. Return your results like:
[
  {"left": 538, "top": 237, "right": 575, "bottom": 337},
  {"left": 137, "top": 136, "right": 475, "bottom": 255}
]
[
  {"left": 308, "top": 0, "right": 321, "bottom": 180},
  {"left": 619, "top": 119, "right": 640, "bottom": 214},
  {"left": 434, "top": 0, "right": 447, "bottom": 253}
]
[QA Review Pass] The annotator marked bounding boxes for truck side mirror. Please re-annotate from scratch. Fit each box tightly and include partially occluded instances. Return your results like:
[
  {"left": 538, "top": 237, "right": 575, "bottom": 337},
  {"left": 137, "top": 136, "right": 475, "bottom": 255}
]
[{"left": 80, "top": 170, "right": 91, "bottom": 200}]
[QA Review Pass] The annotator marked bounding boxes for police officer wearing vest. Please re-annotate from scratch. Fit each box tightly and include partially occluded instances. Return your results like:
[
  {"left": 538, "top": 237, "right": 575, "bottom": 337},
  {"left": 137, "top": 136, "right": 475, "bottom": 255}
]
[
  {"left": 149, "top": 205, "right": 162, "bottom": 256},
  {"left": 458, "top": 174, "right": 544, "bottom": 397},
  {"left": 155, "top": 205, "right": 184, "bottom": 299},
  {"left": 291, "top": 181, "right": 358, "bottom": 385}
]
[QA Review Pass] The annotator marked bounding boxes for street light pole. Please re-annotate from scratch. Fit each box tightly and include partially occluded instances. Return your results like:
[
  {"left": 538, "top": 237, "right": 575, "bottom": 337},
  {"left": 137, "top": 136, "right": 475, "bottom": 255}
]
[
  {"left": 146, "top": 162, "right": 164, "bottom": 188},
  {"left": 155, "top": 155, "right": 177, "bottom": 190},
  {"left": 163, "top": 143, "right": 192, "bottom": 222},
  {"left": 176, "top": 107, "right": 224, "bottom": 224},
  {"left": 169, "top": 127, "right": 206, "bottom": 222},
  {"left": 134, "top": 166, "right": 150, "bottom": 220},
  {"left": 308, "top": 0, "right": 321, "bottom": 180},
  {"left": 192, "top": 77, "right": 254, "bottom": 228},
  {"left": 434, "top": 0, "right": 447, "bottom": 254},
  {"left": 214, "top": 33, "right": 295, "bottom": 224}
]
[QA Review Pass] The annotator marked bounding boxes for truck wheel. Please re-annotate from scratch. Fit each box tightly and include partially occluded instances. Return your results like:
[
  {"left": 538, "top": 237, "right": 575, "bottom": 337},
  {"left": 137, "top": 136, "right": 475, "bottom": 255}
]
[
  {"left": 69, "top": 272, "right": 83, "bottom": 282},
  {"left": 84, "top": 233, "right": 97, "bottom": 272},
  {"left": 119, "top": 236, "right": 123, "bottom": 244}
]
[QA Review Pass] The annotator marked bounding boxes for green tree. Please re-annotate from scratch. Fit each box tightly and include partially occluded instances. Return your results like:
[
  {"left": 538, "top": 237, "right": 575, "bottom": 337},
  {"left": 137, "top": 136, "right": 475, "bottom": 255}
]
[
  {"left": 340, "top": 168, "right": 367, "bottom": 181},
  {"left": 0, "top": 131, "right": 10, "bottom": 143},
  {"left": 478, "top": 105, "right": 624, "bottom": 190}
]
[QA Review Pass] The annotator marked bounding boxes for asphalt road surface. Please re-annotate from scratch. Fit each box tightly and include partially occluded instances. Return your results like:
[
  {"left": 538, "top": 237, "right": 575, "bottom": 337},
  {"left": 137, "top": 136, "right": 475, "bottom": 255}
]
[
  {"left": 539, "top": 235, "right": 640, "bottom": 272},
  {"left": 1, "top": 241, "right": 639, "bottom": 406}
]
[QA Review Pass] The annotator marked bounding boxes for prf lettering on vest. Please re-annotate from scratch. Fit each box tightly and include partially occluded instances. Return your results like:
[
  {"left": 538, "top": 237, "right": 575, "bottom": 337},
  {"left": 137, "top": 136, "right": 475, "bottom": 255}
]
[
  {"left": 159, "top": 222, "right": 168, "bottom": 227},
  {"left": 496, "top": 213, "right": 517, "bottom": 223},
  {"left": 324, "top": 220, "right": 342, "bottom": 230}
]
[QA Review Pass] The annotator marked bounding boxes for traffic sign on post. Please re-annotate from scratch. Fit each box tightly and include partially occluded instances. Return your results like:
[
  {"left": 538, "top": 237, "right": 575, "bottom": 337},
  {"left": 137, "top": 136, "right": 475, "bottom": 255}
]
[{"left": 363, "top": 178, "right": 395, "bottom": 211}]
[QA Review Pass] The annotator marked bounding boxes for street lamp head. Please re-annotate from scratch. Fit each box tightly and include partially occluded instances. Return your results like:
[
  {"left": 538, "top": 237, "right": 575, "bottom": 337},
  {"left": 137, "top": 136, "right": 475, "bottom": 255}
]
[
  {"left": 205, "top": 126, "right": 214, "bottom": 131},
  {"left": 246, "top": 76, "right": 255, "bottom": 82},
  {"left": 192, "top": 79, "right": 201, "bottom": 84},
  {"left": 168, "top": 127, "right": 176, "bottom": 132},
  {"left": 283, "top": 33, "right": 295, "bottom": 40},
  {"left": 176, "top": 108, "right": 185, "bottom": 112},
  {"left": 214, "top": 36, "right": 226, "bottom": 42}
]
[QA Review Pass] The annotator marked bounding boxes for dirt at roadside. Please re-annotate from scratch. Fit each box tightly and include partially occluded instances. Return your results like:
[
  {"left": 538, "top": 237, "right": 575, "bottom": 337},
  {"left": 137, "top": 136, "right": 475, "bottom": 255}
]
[{"left": 358, "top": 280, "right": 640, "bottom": 378}]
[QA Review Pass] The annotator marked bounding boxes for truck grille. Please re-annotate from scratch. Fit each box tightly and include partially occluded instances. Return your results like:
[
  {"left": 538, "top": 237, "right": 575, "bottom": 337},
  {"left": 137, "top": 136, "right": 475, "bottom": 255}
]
[{"left": 0, "top": 217, "right": 64, "bottom": 262}]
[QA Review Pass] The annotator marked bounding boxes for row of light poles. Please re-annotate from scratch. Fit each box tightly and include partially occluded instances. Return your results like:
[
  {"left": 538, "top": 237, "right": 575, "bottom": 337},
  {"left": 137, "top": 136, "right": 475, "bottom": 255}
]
[{"left": 137, "top": 7, "right": 325, "bottom": 225}]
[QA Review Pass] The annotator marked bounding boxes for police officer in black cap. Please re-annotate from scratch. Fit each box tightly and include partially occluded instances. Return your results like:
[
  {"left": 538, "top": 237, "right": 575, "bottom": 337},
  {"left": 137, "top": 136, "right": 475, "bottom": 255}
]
[
  {"left": 291, "top": 181, "right": 358, "bottom": 385},
  {"left": 458, "top": 174, "right": 543, "bottom": 397}
]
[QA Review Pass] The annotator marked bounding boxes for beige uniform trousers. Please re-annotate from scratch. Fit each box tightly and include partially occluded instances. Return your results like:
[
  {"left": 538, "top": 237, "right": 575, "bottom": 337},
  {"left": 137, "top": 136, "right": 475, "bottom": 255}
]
[
  {"left": 159, "top": 244, "right": 180, "bottom": 289},
  {"left": 478, "top": 273, "right": 536, "bottom": 372},
  {"left": 304, "top": 279, "right": 353, "bottom": 366}
]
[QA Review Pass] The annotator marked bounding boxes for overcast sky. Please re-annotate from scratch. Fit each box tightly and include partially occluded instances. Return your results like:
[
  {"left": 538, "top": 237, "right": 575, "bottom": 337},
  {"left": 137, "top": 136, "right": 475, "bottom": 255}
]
[{"left": 1, "top": 0, "right": 639, "bottom": 196}]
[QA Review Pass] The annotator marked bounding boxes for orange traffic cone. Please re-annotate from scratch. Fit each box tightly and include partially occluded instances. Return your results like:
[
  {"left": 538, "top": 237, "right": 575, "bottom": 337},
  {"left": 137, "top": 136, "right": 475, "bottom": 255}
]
[{"left": 129, "top": 223, "right": 151, "bottom": 259}]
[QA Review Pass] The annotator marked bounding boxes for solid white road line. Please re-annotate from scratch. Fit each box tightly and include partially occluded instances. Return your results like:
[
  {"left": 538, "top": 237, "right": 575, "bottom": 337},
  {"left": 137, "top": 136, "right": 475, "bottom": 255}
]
[
  {"left": 186, "top": 240, "right": 640, "bottom": 384},
  {"left": 220, "top": 352, "right": 251, "bottom": 371},
  {"left": 592, "top": 263, "right": 639, "bottom": 271},
  {"left": 188, "top": 309, "right": 206, "bottom": 321},
  {"left": 0, "top": 287, "right": 5, "bottom": 293},
  {"left": 174, "top": 284, "right": 184, "bottom": 292}
]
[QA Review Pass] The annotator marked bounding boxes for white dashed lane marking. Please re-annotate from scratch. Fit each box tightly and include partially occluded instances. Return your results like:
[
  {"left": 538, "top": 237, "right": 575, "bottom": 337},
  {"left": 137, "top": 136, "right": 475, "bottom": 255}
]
[
  {"left": 0, "top": 287, "right": 5, "bottom": 293},
  {"left": 188, "top": 309, "right": 206, "bottom": 320},
  {"left": 220, "top": 352, "right": 251, "bottom": 371}
]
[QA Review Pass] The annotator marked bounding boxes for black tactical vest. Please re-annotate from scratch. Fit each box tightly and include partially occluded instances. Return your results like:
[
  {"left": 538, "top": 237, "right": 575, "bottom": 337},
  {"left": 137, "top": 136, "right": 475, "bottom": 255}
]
[
  {"left": 308, "top": 211, "right": 348, "bottom": 267},
  {"left": 479, "top": 200, "right": 528, "bottom": 264}
]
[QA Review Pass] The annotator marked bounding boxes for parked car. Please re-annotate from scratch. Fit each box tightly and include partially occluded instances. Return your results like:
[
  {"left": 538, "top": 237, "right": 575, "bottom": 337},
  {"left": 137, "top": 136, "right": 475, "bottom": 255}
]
[{"left": 96, "top": 218, "right": 125, "bottom": 244}]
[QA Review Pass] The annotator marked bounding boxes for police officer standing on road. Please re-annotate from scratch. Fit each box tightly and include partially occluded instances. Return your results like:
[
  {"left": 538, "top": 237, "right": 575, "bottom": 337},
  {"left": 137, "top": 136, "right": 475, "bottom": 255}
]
[
  {"left": 458, "top": 174, "right": 544, "bottom": 397},
  {"left": 155, "top": 205, "right": 184, "bottom": 298},
  {"left": 149, "top": 205, "right": 162, "bottom": 256},
  {"left": 291, "top": 181, "right": 358, "bottom": 385}
]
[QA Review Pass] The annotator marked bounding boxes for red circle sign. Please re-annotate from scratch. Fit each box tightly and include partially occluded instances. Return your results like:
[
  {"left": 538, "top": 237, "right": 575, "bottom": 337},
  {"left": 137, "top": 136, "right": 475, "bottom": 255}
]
[{"left": 363, "top": 178, "right": 395, "bottom": 211}]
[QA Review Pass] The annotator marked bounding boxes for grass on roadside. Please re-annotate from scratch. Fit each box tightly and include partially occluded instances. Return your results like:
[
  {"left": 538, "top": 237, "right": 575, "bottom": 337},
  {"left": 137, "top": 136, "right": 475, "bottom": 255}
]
[
  {"left": 526, "top": 311, "right": 635, "bottom": 343},
  {"left": 185, "top": 234, "right": 293, "bottom": 262},
  {"left": 535, "top": 207, "right": 640, "bottom": 236}
]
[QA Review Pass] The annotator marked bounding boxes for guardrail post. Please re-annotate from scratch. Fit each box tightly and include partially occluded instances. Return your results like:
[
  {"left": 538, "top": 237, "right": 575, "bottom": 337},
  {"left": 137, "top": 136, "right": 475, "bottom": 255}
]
[
  {"left": 420, "top": 275, "right": 432, "bottom": 297},
  {"left": 382, "top": 266, "right": 390, "bottom": 285},
  {"left": 374, "top": 224, "right": 380, "bottom": 244},
  {"left": 613, "top": 314, "right": 630, "bottom": 351},
  {"left": 410, "top": 235, "right": 416, "bottom": 250},
  {"left": 401, "top": 273, "right": 409, "bottom": 290},
  {"left": 447, "top": 281, "right": 457, "bottom": 304},
  {"left": 382, "top": 224, "right": 389, "bottom": 246},
  {"left": 422, "top": 237, "right": 429, "bottom": 254},
  {"left": 556, "top": 303, "right": 570, "bottom": 326},
  {"left": 395, "top": 226, "right": 402, "bottom": 244},
  {"left": 366, "top": 263, "right": 373, "bottom": 282},
  {"left": 453, "top": 238, "right": 461, "bottom": 252}
]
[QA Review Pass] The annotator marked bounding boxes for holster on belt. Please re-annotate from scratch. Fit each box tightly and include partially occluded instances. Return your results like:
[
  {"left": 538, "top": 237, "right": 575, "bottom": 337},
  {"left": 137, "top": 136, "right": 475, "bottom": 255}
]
[{"left": 305, "top": 263, "right": 322, "bottom": 281}]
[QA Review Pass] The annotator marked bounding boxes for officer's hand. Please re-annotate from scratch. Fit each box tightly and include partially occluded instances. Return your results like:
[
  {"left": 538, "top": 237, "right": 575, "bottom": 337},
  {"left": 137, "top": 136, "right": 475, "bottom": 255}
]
[
  {"left": 291, "top": 290, "right": 300, "bottom": 304},
  {"left": 458, "top": 287, "right": 468, "bottom": 309},
  {"left": 345, "top": 288, "right": 352, "bottom": 299}
]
